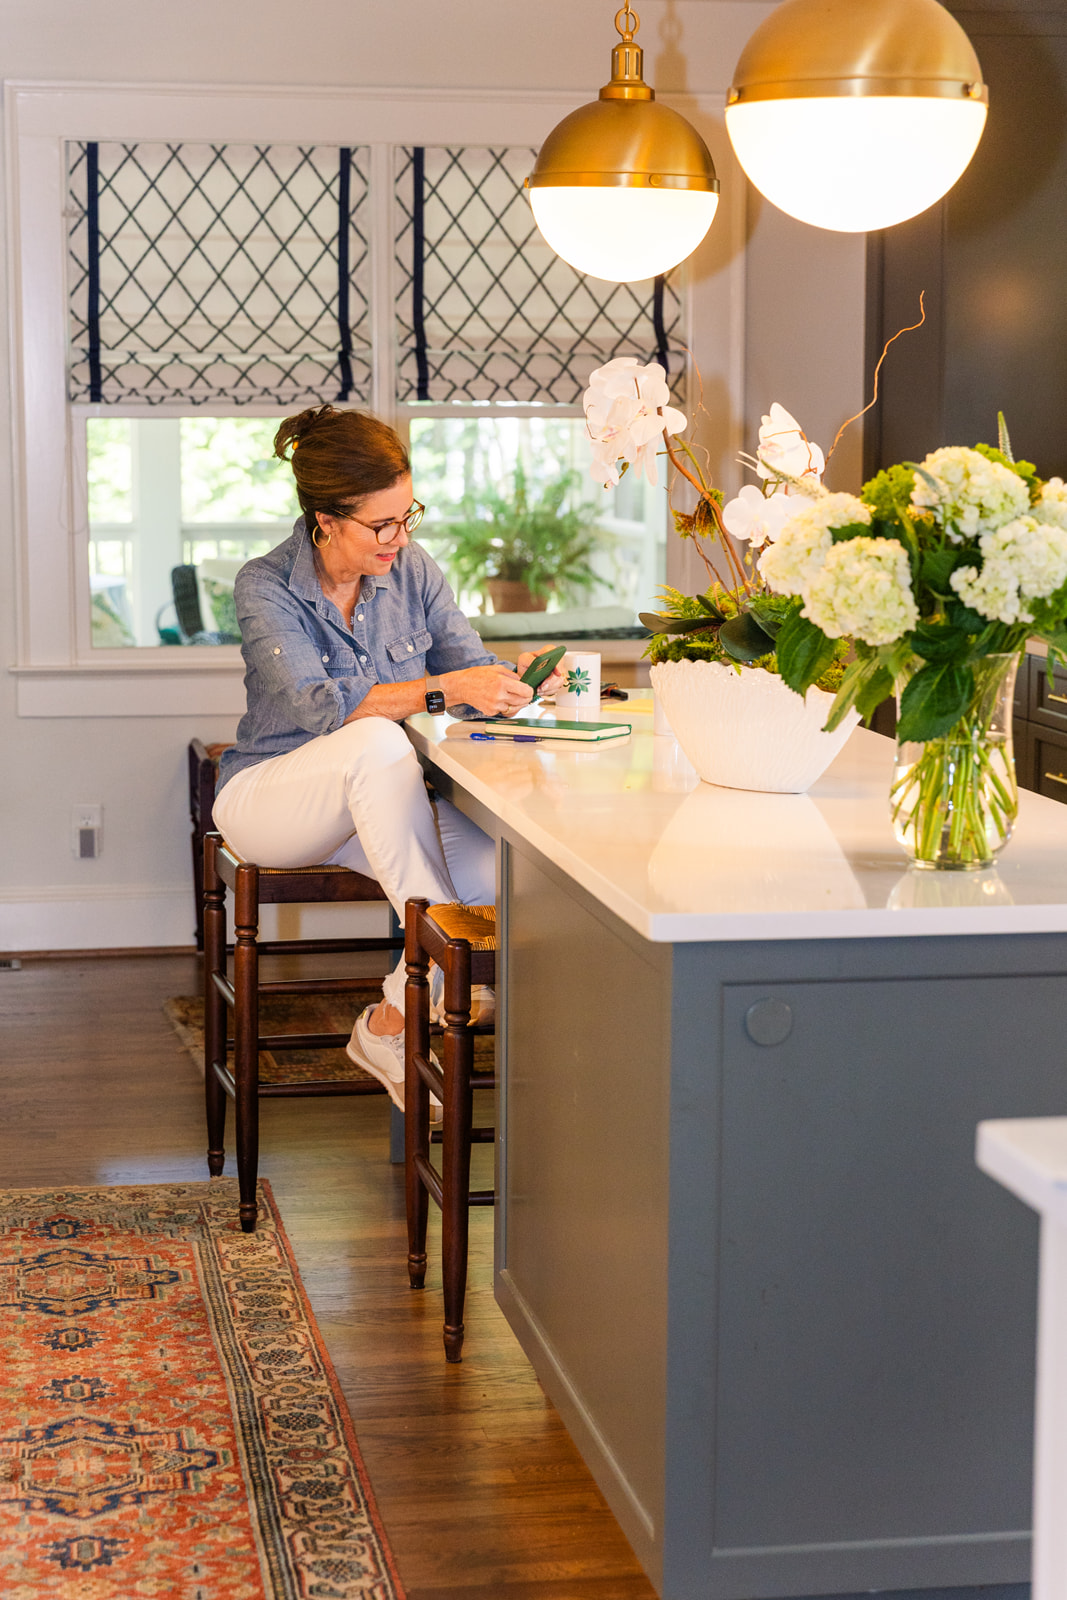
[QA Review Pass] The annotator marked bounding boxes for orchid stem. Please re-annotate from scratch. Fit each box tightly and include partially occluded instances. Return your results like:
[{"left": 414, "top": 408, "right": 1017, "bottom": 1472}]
[{"left": 661, "top": 429, "right": 753, "bottom": 593}]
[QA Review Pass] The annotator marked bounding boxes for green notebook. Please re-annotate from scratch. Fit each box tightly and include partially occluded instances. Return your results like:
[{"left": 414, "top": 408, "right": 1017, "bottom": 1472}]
[{"left": 464, "top": 714, "right": 631, "bottom": 742}]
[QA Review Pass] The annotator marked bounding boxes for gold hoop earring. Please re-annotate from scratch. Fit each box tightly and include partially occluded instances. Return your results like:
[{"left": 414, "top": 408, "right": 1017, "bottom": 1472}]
[{"left": 311, "top": 524, "right": 331, "bottom": 548}]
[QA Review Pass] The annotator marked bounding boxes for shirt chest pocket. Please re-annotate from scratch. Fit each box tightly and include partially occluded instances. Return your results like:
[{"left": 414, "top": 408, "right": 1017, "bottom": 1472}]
[
  {"left": 386, "top": 627, "right": 433, "bottom": 674},
  {"left": 322, "top": 643, "right": 359, "bottom": 678}
]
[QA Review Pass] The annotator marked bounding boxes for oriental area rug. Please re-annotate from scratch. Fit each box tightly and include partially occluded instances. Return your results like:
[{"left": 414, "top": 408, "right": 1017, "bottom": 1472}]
[
  {"left": 0, "top": 1180, "right": 405, "bottom": 1599},
  {"left": 164, "top": 991, "right": 496, "bottom": 1084},
  {"left": 164, "top": 988, "right": 385, "bottom": 1086}
]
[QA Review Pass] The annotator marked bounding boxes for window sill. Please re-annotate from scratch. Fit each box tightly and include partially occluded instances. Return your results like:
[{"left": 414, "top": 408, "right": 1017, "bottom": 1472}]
[{"left": 11, "top": 656, "right": 246, "bottom": 717}]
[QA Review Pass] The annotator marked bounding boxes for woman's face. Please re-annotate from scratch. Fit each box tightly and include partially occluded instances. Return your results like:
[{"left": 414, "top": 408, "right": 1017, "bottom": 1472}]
[{"left": 315, "top": 474, "right": 417, "bottom": 580}]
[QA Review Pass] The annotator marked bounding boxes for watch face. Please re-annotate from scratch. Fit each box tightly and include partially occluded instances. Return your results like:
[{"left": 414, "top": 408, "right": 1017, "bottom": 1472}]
[{"left": 425, "top": 690, "right": 446, "bottom": 714}]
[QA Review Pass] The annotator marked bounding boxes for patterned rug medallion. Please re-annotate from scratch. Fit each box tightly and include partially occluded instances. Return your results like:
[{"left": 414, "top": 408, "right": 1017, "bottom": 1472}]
[{"left": 0, "top": 1181, "right": 404, "bottom": 1598}]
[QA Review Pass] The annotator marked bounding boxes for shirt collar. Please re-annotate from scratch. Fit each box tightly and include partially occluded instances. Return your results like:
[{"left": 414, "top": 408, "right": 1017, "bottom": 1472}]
[
  {"left": 286, "top": 517, "right": 397, "bottom": 605},
  {"left": 287, "top": 519, "right": 324, "bottom": 604}
]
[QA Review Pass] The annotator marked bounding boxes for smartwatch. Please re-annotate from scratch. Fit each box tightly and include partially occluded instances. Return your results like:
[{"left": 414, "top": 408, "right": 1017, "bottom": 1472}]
[{"left": 424, "top": 675, "right": 446, "bottom": 715}]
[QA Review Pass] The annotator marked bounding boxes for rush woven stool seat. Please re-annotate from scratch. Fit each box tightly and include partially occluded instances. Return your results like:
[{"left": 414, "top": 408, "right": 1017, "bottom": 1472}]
[
  {"left": 404, "top": 898, "right": 497, "bottom": 1362},
  {"left": 203, "top": 831, "right": 404, "bottom": 1231}
]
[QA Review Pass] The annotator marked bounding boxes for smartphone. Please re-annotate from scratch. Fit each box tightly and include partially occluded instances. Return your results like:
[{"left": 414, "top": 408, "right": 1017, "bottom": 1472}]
[{"left": 519, "top": 644, "right": 566, "bottom": 691}]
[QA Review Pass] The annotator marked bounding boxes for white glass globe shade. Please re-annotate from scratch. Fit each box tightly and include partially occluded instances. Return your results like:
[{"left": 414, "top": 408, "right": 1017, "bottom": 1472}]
[
  {"left": 725, "top": 96, "right": 987, "bottom": 232},
  {"left": 529, "top": 185, "right": 719, "bottom": 281}
]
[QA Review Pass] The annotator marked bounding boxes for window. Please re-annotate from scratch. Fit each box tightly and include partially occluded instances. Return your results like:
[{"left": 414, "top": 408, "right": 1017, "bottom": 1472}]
[
  {"left": 85, "top": 417, "right": 298, "bottom": 647},
  {"left": 8, "top": 85, "right": 742, "bottom": 714}
]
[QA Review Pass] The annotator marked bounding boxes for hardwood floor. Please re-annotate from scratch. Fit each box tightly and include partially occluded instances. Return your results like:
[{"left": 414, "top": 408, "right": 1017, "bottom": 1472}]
[{"left": 0, "top": 952, "right": 657, "bottom": 1600}]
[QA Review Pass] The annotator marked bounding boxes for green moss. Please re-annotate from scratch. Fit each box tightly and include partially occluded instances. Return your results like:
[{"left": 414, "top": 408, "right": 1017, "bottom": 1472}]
[{"left": 646, "top": 584, "right": 848, "bottom": 693}]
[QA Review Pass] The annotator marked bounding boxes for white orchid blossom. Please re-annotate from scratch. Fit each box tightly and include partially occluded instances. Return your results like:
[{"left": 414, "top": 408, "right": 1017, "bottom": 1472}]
[
  {"left": 721, "top": 483, "right": 796, "bottom": 549},
  {"left": 583, "top": 358, "right": 687, "bottom": 488},
  {"left": 756, "top": 402, "right": 826, "bottom": 487},
  {"left": 723, "top": 404, "right": 826, "bottom": 550}
]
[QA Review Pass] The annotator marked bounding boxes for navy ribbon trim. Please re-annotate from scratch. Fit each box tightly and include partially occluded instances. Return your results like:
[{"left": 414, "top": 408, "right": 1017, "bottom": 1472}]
[
  {"left": 86, "top": 142, "right": 102, "bottom": 403},
  {"left": 336, "top": 148, "right": 354, "bottom": 401},
  {"left": 412, "top": 147, "right": 430, "bottom": 402},
  {"left": 652, "top": 275, "right": 668, "bottom": 376}
]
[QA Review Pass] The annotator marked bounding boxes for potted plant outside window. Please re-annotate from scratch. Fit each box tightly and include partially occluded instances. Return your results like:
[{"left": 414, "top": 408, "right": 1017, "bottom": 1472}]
[{"left": 431, "top": 463, "right": 607, "bottom": 613}]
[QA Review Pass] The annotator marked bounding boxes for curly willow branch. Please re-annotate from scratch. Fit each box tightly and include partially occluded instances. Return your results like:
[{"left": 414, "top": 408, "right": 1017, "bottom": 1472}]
[{"left": 825, "top": 291, "right": 927, "bottom": 466}]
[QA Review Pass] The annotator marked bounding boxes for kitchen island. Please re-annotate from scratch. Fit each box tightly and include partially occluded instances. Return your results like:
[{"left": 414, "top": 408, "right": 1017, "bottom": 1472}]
[{"left": 405, "top": 701, "right": 1067, "bottom": 1600}]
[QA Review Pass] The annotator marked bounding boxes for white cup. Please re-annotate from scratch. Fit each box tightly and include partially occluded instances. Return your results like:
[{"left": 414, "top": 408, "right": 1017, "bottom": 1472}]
[{"left": 554, "top": 651, "right": 601, "bottom": 715}]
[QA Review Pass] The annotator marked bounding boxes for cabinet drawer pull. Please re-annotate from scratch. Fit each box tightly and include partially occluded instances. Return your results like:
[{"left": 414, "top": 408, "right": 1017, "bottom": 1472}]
[
  {"left": 1048, "top": 693, "right": 1067, "bottom": 706},
  {"left": 1044, "top": 771, "right": 1067, "bottom": 786}
]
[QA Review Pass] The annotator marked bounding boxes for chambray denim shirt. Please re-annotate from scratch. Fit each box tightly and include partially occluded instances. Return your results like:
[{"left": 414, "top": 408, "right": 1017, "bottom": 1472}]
[{"left": 217, "top": 519, "right": 501, "bottom": 789}]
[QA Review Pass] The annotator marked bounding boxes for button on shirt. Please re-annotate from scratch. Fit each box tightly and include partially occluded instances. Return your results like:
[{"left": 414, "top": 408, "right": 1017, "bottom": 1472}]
[{"left": 217, "top": 520, "right": 501, "bottom": 789}]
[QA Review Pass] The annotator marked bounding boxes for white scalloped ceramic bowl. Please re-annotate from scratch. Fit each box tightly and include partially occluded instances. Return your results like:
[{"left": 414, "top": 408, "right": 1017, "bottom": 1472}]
[{"left": 650, "top": 658, "right": 860, "bottom": 793}]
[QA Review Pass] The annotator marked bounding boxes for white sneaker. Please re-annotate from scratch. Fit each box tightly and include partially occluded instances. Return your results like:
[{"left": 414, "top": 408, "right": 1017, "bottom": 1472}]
[
  {"left": 346, "top": 1005, "right": 442, "bottom": 1121},
  {"left": 430, "top": 985, "right": 496, "bottom": 1028}
]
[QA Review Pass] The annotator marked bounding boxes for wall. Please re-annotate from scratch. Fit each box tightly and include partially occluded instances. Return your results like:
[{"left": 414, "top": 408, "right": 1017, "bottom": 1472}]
[{"left": 0, "top": 0, "right": 868, "bottom": 950}]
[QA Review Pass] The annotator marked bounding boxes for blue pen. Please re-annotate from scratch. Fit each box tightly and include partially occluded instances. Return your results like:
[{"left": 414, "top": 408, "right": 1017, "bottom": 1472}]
[{"left": 470, "top": 731, "right": 541, "bottom": 743}]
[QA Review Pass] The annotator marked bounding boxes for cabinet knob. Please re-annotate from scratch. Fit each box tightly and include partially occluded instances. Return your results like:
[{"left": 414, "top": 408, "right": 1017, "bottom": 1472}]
[{"left": 745, "top": 998, "right": 794, "bottom": 1046}]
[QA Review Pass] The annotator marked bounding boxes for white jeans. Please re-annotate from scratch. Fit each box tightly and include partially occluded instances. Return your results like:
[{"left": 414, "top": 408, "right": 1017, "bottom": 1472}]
[{"left": 211, "top": 719, "right": 494, "bottom": 1012}]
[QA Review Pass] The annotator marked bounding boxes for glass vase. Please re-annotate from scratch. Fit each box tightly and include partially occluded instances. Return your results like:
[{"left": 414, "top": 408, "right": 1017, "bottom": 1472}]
[{"left": 889, "top": 653, "right": 1020, "bottom": 870}]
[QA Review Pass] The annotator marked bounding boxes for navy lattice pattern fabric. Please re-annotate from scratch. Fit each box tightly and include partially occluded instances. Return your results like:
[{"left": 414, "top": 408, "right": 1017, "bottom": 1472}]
[
  {"left": 67, "top": 143, "right": 371, "bottom": 406},
  {"left": 395, "top": 146, "right": 685, "bottom": 406}
]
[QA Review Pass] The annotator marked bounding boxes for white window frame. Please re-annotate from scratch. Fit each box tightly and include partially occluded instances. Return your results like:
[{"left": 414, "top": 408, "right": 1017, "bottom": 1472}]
[{"left": 4, "top": 81, "right": 745, "bottom": 717}]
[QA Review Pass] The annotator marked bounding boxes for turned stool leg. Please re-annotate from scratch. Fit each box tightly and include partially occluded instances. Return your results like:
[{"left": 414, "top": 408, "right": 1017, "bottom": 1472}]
[
  {"left": 233, "top": 866, "right": 261, "bottom": 1233},
  {"left": 405, "top": 899, "right": 431, "bottom": 1290},
  {"left": 441, "top": 941, "right": 474, "bottom": 1363},
  {"left": 203, "top": 834, "right": 228, "bottom": 1177}
]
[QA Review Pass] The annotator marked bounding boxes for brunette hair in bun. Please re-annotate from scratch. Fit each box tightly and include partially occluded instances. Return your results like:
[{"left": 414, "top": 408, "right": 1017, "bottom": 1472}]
[{"left": 274, "top": 405, "right": 410, "bottom": 541}]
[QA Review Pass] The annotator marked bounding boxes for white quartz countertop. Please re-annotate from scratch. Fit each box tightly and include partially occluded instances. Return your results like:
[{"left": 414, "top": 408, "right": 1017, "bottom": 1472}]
[
  {"left": 405, "top": 697, "right": 1067, "bottom": 944},
  {"left": 977, "top": 1119, "right": 1067, "bottom": 1228}
]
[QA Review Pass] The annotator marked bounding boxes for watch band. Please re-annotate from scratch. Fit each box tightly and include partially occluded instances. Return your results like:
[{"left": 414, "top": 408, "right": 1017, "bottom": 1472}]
[{"left": 424, "top": 675, "right": 446, "bottom": 715}]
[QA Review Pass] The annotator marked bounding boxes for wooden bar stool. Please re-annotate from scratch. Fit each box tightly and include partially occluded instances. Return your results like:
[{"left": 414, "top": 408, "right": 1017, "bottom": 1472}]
[
  {"left": 404, "top": 897, "right": 497, "bottom": 1362},
  {"left": 203, "top": 831, "right": 404, "bottom": 1231},
  {"left": 188, "top": 738, "right": 234, "bottom": 951}
]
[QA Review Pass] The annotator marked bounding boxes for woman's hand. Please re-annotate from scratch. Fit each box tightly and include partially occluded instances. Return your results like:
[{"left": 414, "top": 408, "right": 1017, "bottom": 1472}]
[
  {"left": 443, "top": 663, "right": 534, "bottom": 717},
  {"left": 516, "top": 649, "right": 566, "bottom": 699}
]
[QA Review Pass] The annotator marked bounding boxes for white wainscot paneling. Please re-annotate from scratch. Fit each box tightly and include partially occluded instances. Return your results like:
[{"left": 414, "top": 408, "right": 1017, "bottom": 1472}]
[{"left": 0, "top": 885, "right": 392, "bottom": 952}]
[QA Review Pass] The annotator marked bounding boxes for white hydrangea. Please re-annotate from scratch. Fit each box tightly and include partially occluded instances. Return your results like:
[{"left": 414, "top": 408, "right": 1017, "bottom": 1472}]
[
  {"left": 1035, "top": 478, "right": 1067, "bottom": 531},
  {"left": 910, "top": 446, "right": 1029, "bottom": 541},
  {"left": 949, "top": 557, "right": 1032, "bottom": 626},
  {"left": 802, "top": 537, "right": 919, "bottom": 646},
  {"left": 949, "top": 515, "right": 1067, "bottom": 625},
  {"left": 758, "top": 493, "right": 870, "bottom": 595}
]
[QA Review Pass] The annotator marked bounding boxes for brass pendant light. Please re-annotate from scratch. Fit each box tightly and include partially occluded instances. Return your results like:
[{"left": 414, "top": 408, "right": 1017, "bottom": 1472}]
[
  {"left": 527, "top": 6, "right": 720, "bottom": 282},
  {"left": 725, "top": 0, "right": 988, "bottom": 232}
]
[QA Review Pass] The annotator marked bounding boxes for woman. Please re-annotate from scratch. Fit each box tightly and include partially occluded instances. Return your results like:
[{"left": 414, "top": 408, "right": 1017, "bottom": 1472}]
[{"left": 213, "top": 404, "right": 562, "bottom": 1109}]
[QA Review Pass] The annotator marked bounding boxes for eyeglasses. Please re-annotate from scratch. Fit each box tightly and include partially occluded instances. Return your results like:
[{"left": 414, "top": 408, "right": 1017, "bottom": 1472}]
[{"left": 333, "top": 500, "right": 426, "bottom": 544}]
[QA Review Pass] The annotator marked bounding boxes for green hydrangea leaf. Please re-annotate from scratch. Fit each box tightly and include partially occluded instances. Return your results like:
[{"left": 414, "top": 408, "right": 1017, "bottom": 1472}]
[
  {"left": 776, "top": 609, "right": 838, "bottom": 695},
  {"left": 944, "top": 594, "right": 987, "bottom": 634},
  {"left": 918, "top": 547, "right": 960, "bottom": 595},
  {"left": 856, "top": 664, "right": 895, "bottom": 721},
  {"left": 910, "top": 621, "right": 969, "bottom": 663},
  {"left": 896, "top": 661, "right": 974, "bottom": 742}
]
